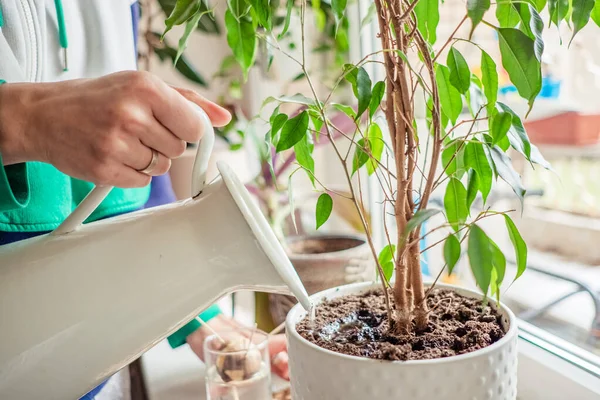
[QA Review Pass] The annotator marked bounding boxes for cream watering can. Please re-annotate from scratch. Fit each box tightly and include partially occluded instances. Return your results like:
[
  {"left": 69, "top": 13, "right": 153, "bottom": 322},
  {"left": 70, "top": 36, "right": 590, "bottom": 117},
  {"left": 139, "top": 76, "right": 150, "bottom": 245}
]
[{"left": 0, "top": 106, "right": 311, "bottom": 400}]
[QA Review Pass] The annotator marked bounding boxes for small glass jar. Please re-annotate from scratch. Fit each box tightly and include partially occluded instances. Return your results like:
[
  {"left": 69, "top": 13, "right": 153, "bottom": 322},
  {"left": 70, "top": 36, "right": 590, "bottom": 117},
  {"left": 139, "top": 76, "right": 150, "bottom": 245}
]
[{"left": 204, "top": 328, "right": 271, "bottom": 400}]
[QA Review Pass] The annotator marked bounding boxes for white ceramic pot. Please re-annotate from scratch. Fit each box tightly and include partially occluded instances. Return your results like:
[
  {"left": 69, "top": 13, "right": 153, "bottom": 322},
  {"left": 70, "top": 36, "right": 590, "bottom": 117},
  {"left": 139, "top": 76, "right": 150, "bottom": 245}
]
[{"left": 286, "top": 282, "right": 518, "bottom": 400}]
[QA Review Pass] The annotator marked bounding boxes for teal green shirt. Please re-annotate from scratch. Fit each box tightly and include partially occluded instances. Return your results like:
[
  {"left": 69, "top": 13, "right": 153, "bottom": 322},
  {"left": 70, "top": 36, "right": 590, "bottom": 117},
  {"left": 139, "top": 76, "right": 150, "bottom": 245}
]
[{"left": 0, "top": 160, "right": 151, "bottom": 231}]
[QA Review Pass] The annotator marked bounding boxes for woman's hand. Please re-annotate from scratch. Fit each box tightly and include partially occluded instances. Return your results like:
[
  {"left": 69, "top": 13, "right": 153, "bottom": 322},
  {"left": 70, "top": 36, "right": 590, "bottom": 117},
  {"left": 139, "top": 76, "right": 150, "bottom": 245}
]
[
  {"left": 186, "top": 315, "right": 290, "bottom": 380},
  {"left": 0, "top": 71, "right": 231, "bottom": 187}
]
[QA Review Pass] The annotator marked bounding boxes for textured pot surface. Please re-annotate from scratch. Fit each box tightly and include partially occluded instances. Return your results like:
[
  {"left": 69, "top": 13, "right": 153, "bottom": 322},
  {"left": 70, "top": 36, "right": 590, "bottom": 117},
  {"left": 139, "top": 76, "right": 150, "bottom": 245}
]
[{"left": 286, "top": 282, "right": 518, "bottom": 400}]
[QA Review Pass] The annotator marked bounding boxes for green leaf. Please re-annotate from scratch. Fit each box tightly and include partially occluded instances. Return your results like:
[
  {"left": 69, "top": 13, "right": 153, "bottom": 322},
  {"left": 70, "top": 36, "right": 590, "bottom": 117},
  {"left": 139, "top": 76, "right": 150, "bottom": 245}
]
[
  {"left": 532, "top": 0, "right": 548, "bottom": 11},
  {"left": 444, "top": 178, "right": 469, "bottom": 231},
  {"left": 332, "top": 0, "right": 348, "bottom": 29},
  {"left": 164, "top": 0, "right": 201, "bottom": 36},
  {"left": 490, "top": 240, "right": 506, "bottom": 302},
  {"left": 466, "top": 169, "right": 479, "bottom": 210},
  {"left": 152, "top": 44, "right": 207, "bottom": 87},
  {"left": 175, "top": 11, "right": 203, "bottom": 64},
  {"left": 315, "top": 193, "right": 333, "bottom": 229},
  {"left": 405, "top": 209, "right": 441, "bottom": 239},
  {"left": 352, "top": 138, "right": 369, "bottom": 175},
  {"left": 497, "top": 28, "right": 542, "bottom": 112},
  {"left": 468, "top": 225, "right": 494, "bottom": 296},
  {"left": 356, "top": 67, "right": 373, "bottom": 118},
  {"left": 248, "top": 0, "right": 272, "bottom": 30},
  {"left": 381, "top": 262, "right": 394, "bottom": 283},
  {"left": 498, "top": 134, "right": 511, "bottom": 151},
  {"left": 466, "top": 83, "right": 486, "bottom": 117},
  {"left": 294, "top": 134, "right": 315, "bottom": 185},
  {"left": 369, "top": 81, "right": 386, "bottom": 118},
  {"left": 442, "top": 141, "right": 466, "bottom": 177},
  {"left": 309, "top": 111, "right": 324, "bottom": 135},
  {"left": 467, "top": 0, "right": 491, "bottom": 33},
  {"left": 332, "top": 103, "right": 356, "bottom": 119},
  {"left": 343, "top": 63, "right": 359, "bottom": 91},
  {"left": 270, "top": 113, "right": 288, "bottom": 139},
  {"left": 571, "top": 0, "right": 595, "bottom": 41},
  {"left": 467, "top": 75, "right": 485, "bottom": 115},
  {"left": 378, "top": 244, "right": 396, "bottom": 283},
  {"left": 497, "top": 102, "right": 532, "bottom": 159},
  {"left": 496, "top": 1, "right": 521, "bottom": 27},
  {"left": 448, "top": 47, "right": 471, "bottom": 94},
  {"left": 548, "top": 0, "right": 569, "bottom": 27},
  {"left": 464, "top": 142, "right": 493, "bottom": 202},
  {"left": 361, "top": 3, "right": 377, "bottom": 30},
  {"left": 504, "top": 214, "right": 528, "bottom": 280},
  {"left": 158, "top": 0, "right": 220, "bottom": 34},
  {"left": 592, "top": 0, "right": 600, "bottom": 26},
  {"left": 262, "top": 93, "right": 315, "bottom": 108},
  {"left": 229, "top": 0, "right": 250, "bottom": 17},
  {"left": 435, "top": 65, "right": 462, "bottom": 124},
  {"left": 313, "top": 7, "right": 326, "bottom": 31},
  {"left": 277, "top": 111, "right": 309, "bottom": 152},
  {"left": 291, "top": 72, "right": 306, "bottom": 82},
  {"left": 444, "top": 234, "right": 461, "bottom": 275},
  {"left": 278, "top": 0, "right": 294, "bottom": 38},
  {"left": 366, "top": 123, "right": 384, "bottom": 175},
  {"left": 517, "top": 4, "right": 544, "bottom": 61},
  {"left": 481, "top": 50, "right": 498, "bottom": 113},
  {"left": 529, "top": 143, "right": 552, "bottom": 170},
  {"left": 378, "top": 244, "right": 396, "bottom": 264},
  {"left": 491, "top": 111, "right": 512, "bottom": 144},
  {"left": 225, "top": 9, "right": 257, "bottom": 78},
  {"left": 489, "top": 146, "right": 526, "bottom": 202},
  {"left": 415, "top": 0, "right": 440, "bottom": 44}
]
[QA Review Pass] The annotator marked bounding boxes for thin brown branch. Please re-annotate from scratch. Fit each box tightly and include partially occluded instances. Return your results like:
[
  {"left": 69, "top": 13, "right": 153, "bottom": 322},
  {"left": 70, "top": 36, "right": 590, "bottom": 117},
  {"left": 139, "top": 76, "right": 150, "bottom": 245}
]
[{"left": 432, "top": 15, "right": 468, "bottom": 64}]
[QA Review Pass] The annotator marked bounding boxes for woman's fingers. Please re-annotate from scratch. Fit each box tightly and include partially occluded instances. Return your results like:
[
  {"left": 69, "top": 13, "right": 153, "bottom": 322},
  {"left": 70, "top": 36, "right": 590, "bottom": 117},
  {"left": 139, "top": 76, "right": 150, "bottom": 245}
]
[
  {"left": 171, "top": 86, "right": 232, "bottom": 127},
  {"left": 137, "top": 120, "right": 187, "bottom": 160},
  {"left": 96, "top": 163, "right": 152, "bottom": 188},
  {"left": 268, "top": 335, "right": 290, "bottom": 380},
  {"left": 271, "top": 351, "right": 290, "bottom": 380},
  {"left": 148, "top": 79, "right": 207, "bottom": 143},
  {"left": 116, "top": 136, "right": 171, "bottom": 176}
]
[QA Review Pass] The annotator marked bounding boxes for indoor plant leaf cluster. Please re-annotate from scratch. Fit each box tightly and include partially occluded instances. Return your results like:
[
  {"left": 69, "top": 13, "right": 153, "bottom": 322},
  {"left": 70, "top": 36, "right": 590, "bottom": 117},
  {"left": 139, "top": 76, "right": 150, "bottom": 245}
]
[{"left": 165, "top": 0, "right": 598, "bottom": 335}]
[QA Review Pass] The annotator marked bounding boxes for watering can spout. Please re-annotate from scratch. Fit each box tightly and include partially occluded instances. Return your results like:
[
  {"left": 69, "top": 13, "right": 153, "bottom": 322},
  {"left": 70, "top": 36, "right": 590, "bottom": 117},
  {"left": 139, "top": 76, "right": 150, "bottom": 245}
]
[{"left": 215, "top": 161, "right": 311, "bottom": 312}]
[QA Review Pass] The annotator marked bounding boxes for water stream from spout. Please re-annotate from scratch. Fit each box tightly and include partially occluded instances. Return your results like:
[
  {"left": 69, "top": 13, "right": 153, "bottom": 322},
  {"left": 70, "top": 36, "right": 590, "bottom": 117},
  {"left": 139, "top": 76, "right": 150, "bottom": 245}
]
[{"left": 308, "top": 304, "right": 316, "bottom": 327}]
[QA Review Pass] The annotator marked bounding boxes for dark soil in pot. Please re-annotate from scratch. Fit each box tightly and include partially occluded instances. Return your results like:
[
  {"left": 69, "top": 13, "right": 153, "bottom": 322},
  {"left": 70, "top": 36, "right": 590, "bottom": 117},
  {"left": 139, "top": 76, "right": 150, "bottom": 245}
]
[{"left": 297, "top": 288, "right": 506, "bottom": 361}]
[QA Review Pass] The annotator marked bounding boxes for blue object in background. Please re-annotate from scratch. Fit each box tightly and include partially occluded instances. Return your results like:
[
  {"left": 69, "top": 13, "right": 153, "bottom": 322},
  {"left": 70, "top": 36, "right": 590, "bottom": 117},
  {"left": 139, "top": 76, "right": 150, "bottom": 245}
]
[{"left": 500, "top": 76, "right": 561, "bottom": 99}]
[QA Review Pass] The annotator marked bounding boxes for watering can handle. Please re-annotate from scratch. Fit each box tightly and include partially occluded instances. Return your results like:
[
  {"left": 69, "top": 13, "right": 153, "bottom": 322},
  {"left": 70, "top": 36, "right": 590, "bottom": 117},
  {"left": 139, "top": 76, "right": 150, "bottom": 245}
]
[{"left": 52, "top": 105, "right": 215, "bottom": 236}]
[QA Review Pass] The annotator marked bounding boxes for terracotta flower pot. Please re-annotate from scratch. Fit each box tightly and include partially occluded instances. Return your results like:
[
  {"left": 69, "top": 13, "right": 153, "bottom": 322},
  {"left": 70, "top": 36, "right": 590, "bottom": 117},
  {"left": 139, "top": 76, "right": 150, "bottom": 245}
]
[
  {"left": 524, "top": 112, "right": 600, "bottom": 146},
  {"left": 268, "top": 234, "right": 374, "bottom": 326},
  {"left": 286, "top": 282, "right": 518, "bottom": 400}
]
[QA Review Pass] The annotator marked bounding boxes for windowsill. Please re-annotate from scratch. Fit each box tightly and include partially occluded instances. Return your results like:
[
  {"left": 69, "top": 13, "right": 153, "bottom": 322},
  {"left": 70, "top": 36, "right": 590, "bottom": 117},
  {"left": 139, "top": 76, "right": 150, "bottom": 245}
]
[{"left": 517, "top": 321, "right": 600, "bottom": 399}]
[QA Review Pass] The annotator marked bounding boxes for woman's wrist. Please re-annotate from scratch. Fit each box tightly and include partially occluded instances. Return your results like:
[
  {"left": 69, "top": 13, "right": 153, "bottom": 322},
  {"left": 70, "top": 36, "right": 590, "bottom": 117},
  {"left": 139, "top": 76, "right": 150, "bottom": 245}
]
[{"left": 0, "top": 83, "right": 36, "bottom": 165}]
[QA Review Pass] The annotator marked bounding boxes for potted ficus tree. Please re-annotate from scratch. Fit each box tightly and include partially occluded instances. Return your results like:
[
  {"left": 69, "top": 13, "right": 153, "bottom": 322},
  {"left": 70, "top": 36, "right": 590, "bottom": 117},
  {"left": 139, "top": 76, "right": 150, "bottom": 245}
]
[{"left": 164, "top": 0, "right": 598, "bottom": 397}]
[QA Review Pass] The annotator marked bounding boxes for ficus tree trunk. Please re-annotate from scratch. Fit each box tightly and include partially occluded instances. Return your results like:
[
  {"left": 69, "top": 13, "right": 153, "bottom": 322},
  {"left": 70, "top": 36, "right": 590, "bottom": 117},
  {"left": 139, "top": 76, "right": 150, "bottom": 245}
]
[{"left": 373, "top": 0, "right": 443, "bottom": 333}]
